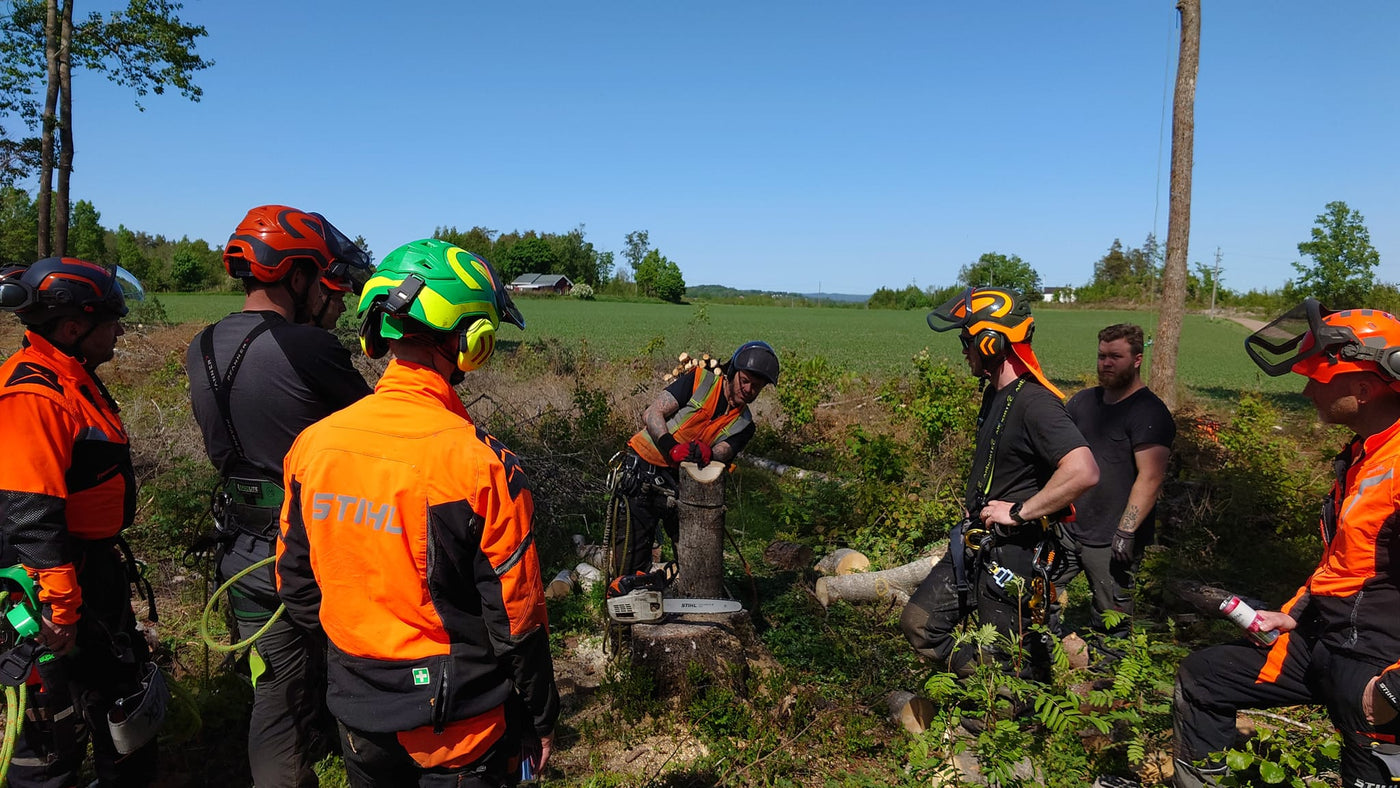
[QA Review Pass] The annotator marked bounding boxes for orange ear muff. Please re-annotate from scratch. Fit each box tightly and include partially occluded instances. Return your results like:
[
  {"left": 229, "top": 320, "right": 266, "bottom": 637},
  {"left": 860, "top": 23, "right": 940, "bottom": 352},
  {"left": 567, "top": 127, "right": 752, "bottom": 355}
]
[{"left": 455, "top": 318, "right": 496, "bottom": 372}]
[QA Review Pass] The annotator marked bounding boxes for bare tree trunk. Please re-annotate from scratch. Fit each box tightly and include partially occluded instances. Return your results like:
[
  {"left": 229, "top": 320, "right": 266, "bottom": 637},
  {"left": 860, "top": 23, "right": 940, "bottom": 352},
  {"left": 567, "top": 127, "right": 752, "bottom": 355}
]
[
  {"left": 54, "top": 0, "right": 73, "bottom": 256},
  {"left": 673, "top": 462, "right": 725, "bottom": 599},
  {"left": 36, "top": 0, "right": 60, "bottom": 259},
  {"left": 1153, "top": 0, "right": 1200, "bottom": 410}
]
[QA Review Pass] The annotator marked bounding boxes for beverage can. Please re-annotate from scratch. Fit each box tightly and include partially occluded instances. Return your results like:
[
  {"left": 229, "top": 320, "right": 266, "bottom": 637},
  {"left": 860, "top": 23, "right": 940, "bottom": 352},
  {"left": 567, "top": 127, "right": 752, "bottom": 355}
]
[{"left": 1220, "top": 595, "right": 1279, "bottom": 646}]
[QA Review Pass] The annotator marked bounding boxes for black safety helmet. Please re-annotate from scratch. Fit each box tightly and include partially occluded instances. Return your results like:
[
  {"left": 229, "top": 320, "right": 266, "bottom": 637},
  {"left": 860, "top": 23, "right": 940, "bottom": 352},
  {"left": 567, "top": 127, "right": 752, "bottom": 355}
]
[
  {"left": 0, "top": 257, "right": 131, "bottom": 328},
  {"left": 727, "top": 340, "right": 780, "bottom": 386}
]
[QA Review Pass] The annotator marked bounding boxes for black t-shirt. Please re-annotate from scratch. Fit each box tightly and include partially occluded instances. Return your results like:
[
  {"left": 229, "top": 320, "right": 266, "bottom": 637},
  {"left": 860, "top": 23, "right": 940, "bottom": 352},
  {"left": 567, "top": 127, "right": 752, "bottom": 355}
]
[
  {"left": 1064, "top": 385, "right": 1176, "bottom": 545},
  {"left": 663, "top": 372, "right": 756, "bottom": 456},
  {"left": 187, "top": 311, "right": 372, "bottom": 480},
  {"left": 965, "top": 375, "right": 1088, "bottom": 511}
]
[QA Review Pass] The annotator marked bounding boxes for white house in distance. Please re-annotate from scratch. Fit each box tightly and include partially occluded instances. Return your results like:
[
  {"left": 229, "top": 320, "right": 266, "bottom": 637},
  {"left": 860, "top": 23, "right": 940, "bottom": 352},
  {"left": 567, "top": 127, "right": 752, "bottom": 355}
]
[
  {"left": 509, "top": 273, "right": 574, "bottom": 295},
  {"left": 1042, "top": 286, "right": 1076, "bottom": 303}
]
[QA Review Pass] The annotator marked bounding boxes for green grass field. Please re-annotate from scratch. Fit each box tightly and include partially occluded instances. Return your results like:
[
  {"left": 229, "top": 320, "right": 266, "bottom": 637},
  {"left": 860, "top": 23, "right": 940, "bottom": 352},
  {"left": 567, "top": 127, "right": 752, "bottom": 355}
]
[{"left": 151, "top": 293, "right": 1297, "bottom": 400}]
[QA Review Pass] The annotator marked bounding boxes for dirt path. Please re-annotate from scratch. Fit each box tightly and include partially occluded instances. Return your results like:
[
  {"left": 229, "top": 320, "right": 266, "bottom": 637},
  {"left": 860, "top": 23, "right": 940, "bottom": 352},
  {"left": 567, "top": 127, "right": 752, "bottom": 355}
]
[{"left": 1227, "top": 315, "right": 1267, "bottom": 332}]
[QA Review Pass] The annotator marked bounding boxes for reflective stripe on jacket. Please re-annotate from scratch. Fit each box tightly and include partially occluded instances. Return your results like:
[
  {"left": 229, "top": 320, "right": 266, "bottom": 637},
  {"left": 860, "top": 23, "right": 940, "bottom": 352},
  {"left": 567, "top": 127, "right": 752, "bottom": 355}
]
[
  {"left": 0, "top": 331, "right": 134, "bottom": 624},
  {"left": 628, "top": 367, "right": 752, "bottom": 467},
  {"left": 1258, "top": 418, "right": 1400, "bottom": 683},
  {"left": 276, "top": 359, "right": 558, "bottom": 742}
]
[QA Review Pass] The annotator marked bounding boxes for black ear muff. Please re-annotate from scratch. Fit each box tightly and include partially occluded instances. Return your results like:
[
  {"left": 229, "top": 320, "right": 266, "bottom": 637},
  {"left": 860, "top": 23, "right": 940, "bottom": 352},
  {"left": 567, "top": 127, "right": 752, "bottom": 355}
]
[
  {"left": 973, "top": 330, "right": 1006, "bottom": 362},
  {"left": 1381, "top": 348, "right": 1400, "bottom": 381},
  {"left": 358, "top": 304, "right": 389, "bottom": 359}
]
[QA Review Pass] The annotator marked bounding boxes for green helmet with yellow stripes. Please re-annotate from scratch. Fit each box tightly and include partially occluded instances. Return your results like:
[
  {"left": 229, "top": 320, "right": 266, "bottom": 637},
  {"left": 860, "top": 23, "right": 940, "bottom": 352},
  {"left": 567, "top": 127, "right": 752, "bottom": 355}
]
[{"left": 357, "top": 239, "right": 524, "bottom": 371}]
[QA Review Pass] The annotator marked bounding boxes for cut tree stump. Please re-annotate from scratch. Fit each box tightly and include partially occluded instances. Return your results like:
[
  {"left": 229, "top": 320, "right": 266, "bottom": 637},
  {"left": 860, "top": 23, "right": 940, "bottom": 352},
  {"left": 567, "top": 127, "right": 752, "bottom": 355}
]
[
  {"left": 815, "top": 548, "right": 946, "bottom": 608},
  {"left": 762, "top": 540, "right": 814, "bottom": 571},
  {"left": 628, "top": 610, "right": 766, "bottom": 695},
  {"left": 814, "top": 548, "right": 870, "bottom": 576},
  {"left": 886, "top": 690, "right": 937, "bottom": 735}
]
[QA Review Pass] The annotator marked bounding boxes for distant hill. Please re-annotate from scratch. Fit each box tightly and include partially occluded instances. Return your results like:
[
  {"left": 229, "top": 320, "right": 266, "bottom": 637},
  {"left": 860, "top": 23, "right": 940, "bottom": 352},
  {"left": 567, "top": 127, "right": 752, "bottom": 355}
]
[{"left": 689, "top": 284, "right": 870, "bottom": 304}]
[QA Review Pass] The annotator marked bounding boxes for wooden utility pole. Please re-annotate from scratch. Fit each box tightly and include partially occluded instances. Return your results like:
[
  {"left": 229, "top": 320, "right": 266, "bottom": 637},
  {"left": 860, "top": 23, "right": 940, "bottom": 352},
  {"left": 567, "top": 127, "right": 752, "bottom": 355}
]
[
  {"left": 1210, "top": 247, "right": 1222, "bottom": 319},
  {"left": 1152, "top": 0, "right": 1200, "bottom": 410}
]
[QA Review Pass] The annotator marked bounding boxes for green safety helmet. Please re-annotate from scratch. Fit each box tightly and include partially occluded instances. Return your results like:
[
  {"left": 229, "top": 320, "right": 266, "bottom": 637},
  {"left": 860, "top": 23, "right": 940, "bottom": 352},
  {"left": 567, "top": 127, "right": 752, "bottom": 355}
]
[{"left": 357, "top": 239, "right": 524, "bottom": 371}]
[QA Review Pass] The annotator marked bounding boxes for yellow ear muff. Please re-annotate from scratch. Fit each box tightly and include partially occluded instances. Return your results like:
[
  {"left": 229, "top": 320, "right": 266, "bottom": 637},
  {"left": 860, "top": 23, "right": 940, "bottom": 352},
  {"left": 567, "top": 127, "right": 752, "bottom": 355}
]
[{"left": 456, "top": 318, "right": 496, "bottom": 372}]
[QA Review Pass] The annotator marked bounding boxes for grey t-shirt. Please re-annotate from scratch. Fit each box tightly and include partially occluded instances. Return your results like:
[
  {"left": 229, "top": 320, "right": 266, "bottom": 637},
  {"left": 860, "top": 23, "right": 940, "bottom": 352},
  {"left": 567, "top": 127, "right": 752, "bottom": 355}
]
[
  {"left": 1064, "top": 385, "right": 1175, "bottom": 545},
  {"left": 187, "top": 311, "right": 371, "bottom": 481}
]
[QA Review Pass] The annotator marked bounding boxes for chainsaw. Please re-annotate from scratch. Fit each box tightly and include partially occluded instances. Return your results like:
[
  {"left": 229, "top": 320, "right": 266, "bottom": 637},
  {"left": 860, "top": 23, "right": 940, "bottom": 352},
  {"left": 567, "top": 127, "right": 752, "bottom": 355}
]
[{"left": 605, "top": 564, "right": 742, "bottom": 624}]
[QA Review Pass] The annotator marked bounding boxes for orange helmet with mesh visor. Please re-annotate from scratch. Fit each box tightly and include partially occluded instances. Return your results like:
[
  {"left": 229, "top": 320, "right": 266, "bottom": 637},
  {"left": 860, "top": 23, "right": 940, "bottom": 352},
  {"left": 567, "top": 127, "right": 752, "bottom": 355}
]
[
  {"left": 223, "top": 205, "right": 371, "bottom": 294},
  {"left": 1245, "top": 298, "right": 1400, "bottom": 387},
  {"left": 926, "top": 286, "right": 1035, "bottom": 343}
]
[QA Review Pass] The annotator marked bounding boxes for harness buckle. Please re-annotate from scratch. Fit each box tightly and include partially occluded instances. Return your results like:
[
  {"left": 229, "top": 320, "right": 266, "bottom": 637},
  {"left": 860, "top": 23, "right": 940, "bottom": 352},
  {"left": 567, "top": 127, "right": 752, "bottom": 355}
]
[{"left": 988, "top": 563, "right": 1015, "bottom": 589}]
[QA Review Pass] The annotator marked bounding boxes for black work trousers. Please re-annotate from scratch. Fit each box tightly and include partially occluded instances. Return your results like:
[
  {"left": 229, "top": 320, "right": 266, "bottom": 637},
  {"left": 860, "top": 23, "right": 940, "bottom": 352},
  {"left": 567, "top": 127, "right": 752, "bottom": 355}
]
[
  {"left": 338, "top": 722, "right": 514, "bottom": 788},
  {"left": 900, "top": 534, "right": 1052, "bottom": 680},
  {"left": 221, "top": 525, "right": 330, "bottom": 788},
  {"left": 1048, "top": 537, "right": 1138, "bottom": 639},
  {"left": 608, "top": 454, "right": 679, "bottom": 577},
  {"left": 10, "top": 542, "right": 157, "bottom": 788},
  {"left": 1174, "top": 631, "right": 1400, "bottom": 788}
]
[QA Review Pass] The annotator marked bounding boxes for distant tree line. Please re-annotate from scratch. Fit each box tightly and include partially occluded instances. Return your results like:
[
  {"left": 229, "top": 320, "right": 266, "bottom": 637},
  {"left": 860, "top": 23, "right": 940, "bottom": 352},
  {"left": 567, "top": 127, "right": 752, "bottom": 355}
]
[{"left": 866, "top": 200, "right": 1387, "bottom": 315}]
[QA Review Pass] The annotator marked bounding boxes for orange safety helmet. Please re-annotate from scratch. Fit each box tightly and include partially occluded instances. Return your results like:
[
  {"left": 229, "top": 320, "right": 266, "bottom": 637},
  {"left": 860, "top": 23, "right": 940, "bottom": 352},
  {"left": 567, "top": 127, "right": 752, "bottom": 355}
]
[
  {"left": 1247, "top": 299, "right": 1400, "bottom": 386},
  {"left": 223, "top": 205, "right": 368, "bottom": 291},
  {"left": 927, "top": 286, "right": 1064, "bottom": 398}
]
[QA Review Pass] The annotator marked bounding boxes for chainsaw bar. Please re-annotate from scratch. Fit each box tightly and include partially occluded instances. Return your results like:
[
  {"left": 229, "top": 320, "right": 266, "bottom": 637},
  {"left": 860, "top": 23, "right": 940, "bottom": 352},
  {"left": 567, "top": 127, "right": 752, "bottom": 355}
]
[{"left": 606, "top": 589, "right": 742, "bottom": 623}]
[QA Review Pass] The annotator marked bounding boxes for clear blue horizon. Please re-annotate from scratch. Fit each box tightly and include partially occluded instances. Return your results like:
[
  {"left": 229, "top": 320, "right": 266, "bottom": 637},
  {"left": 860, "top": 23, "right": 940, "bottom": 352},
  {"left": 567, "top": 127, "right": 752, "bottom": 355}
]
[{"left": 33, "top": 1, "right": 1400, "bottom": 296}]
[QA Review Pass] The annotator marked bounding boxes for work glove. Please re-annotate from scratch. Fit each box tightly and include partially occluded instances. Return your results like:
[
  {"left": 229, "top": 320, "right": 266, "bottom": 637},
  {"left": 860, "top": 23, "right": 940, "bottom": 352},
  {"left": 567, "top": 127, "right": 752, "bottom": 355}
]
[
  {"left": 668, "top": 440, "right": 712, "bottom": 468},
  {"left": 1111, "top": 528, "right": 1135, "bottom": 564}
]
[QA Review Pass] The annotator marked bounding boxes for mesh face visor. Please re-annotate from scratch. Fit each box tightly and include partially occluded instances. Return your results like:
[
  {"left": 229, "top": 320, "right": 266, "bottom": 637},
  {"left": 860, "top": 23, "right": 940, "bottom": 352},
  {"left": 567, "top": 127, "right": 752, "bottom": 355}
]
[
  {"left": 927, "top": 287, "right": 976, "bottom": 332},
  {"left": 316, "top": 215, "right": 374, "bottom": 294},
  {"left": 1245, "top": 298, "right": 1340, "bottom": 376}
]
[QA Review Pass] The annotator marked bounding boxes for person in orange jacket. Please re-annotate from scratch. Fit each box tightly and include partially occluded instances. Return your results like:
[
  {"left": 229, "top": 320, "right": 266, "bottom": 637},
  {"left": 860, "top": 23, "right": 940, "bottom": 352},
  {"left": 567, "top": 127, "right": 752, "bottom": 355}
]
[
  {"left": 609, "top": 340, "right": 779, "bottom": 577},
  {"left": 276, "top": 239, "right": 557, "bottom": 787},
  {"left": 0, "top": 258, "right": 158, "bottom": 787},
  {"left": 1174, "top": 301, "right": 1400, "bottom": 787}
]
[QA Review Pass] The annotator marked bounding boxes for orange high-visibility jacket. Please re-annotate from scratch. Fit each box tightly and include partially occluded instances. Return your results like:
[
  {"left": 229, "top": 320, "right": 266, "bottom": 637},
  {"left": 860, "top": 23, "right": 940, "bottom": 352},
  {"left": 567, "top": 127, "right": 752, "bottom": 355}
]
[
  {"left": 0, "top": 331, "right": 135, "bottom": 624},
  {"left": 628, "top": 367, "right": 752, "bottom": 467},
  {"left": 277, "top": 360, "right": 558, "bottom": 756},
  {"left": 1259, "top": 418, "right": 1400, "bottom": 684}
]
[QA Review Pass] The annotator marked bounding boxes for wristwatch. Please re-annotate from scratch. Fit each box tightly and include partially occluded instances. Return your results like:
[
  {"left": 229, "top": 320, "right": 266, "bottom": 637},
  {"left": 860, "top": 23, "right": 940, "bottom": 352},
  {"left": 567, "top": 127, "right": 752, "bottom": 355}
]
[{"left": 1009, "top": 501, "right": 1027, "bottom": 525}]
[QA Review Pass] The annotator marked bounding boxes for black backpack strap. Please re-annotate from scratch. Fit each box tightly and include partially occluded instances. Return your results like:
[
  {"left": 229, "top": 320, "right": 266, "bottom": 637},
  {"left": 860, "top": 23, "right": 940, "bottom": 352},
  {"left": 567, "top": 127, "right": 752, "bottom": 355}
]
[{"left": 199, "top": 319, "right": 275, "bottom": 468}]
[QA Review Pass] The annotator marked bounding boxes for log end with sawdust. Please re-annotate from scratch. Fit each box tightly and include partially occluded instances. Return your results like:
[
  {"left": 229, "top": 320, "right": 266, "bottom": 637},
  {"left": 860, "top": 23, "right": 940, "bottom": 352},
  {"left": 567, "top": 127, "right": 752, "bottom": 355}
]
[{"left": 813, "top": 548, "right": 870, "bottom": 576}]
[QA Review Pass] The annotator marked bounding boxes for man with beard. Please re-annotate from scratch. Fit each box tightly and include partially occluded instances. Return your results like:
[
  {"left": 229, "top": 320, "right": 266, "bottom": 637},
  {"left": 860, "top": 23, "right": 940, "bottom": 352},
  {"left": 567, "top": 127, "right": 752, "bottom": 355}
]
[{"left": 1057, "top": 323, "right": 1174, "bottom": 641}]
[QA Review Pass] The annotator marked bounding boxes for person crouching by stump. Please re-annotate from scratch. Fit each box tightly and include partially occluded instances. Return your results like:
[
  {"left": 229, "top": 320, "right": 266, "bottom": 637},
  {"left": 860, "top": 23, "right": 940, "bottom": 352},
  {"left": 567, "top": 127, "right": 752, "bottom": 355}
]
[
  {"left": 900, "top": 287, "right": 1098, "bottom": 681},
  {"left": 607, "top": 341, "right": 780, "bottom": 578}
]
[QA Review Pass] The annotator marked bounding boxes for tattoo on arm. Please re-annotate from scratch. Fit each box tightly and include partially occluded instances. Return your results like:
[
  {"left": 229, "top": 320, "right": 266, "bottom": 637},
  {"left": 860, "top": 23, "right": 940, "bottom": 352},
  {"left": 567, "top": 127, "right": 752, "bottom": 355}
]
[
  {"left": 644, "top": 392, "right": 679, "bottom": 440},
  {"left": 1119, "top": 504, "right": 1141, "bottom": 534}
]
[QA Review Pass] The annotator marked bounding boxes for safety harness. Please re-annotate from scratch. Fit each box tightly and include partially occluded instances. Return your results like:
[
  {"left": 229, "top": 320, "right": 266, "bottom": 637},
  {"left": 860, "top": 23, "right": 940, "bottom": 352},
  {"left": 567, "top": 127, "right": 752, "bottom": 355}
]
[{"left": 948, "top": 377, "right": 1063, "bottom": 625}]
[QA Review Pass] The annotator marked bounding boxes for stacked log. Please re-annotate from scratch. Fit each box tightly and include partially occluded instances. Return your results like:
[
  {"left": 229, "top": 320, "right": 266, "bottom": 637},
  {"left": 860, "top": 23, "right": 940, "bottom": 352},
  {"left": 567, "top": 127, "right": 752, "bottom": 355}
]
[
  {"left": 662, "top": 351, "right": 722, "bottom": 383},
  {"left": 762, "top": 540, "right": 814, "bottom": 571},
  {"left": 545, "top": 569, "right": 575, "bottom": 600}
]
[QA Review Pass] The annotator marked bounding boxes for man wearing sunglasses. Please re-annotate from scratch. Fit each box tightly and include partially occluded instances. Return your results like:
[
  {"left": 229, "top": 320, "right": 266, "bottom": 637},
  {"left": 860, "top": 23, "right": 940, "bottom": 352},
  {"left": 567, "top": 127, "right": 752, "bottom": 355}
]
[
  {"left": 1174, "top": 301, "right": 1400, "bottom": 788},
  {"left": 186, "top": 206, "right": 373, "bottom": 788},
  {"left": 903, "top": 286, "right": 1098, "bottom": 682}
]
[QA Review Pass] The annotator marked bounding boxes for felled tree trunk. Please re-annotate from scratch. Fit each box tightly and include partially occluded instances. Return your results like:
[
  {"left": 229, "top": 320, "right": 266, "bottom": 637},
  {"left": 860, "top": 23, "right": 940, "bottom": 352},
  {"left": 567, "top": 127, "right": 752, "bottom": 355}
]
[
  {"left": 673, "top": 461, "right": 726, "bottom": 599},
  {"left": 814, "top": 548, "right": 870, "bottom": 576},
  {"left": 762, "top": 540, "right": 814, "bottom": 571},
  {"left": 545, "top": 569, "right": 575, "bottom": 600},
  {"left": 572, "top": 534, "right": 610, "bottom": 573},
  {"left": 815, "top": 548, "right": 946, "bottom": 608}
]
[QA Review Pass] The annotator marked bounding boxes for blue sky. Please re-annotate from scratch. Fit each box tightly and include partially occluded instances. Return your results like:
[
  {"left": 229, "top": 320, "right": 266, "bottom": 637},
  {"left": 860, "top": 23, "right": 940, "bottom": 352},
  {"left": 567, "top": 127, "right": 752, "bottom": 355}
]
[{"left": 56, "top": 1, "right": 1400, "bottom": 295}]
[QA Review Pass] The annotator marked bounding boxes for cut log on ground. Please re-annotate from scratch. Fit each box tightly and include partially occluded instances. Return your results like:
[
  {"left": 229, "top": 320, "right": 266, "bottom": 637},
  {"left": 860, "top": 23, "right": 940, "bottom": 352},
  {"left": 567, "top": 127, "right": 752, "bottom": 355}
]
[
  {"left": 738, "top": 454, "right": 834, "bottom": 483},
  {"left": 815, "top": 548, "right": 946, "bottom": 608},
  {"left": 814, "top": 548, "right": 870, "bottom": 576},
  {"left": 545, "top": 569, "right": 575, "bottom": 600},
  {"left": 572, "top": 535, "right": 611, "bottom": 574},
  {"left": 575, "top": 563, "right": 602, "bottom": 592},
  {"left": 886, "top": 690, "right": 937, "bottom": 735},
  {"left": 762, "top": 540, "right": 814, "bottom": 571}
]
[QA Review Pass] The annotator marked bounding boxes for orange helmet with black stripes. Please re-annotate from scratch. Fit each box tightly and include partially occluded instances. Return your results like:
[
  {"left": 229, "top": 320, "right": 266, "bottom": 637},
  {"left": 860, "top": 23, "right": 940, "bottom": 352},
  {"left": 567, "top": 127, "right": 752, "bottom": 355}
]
[
  {"left": 1246, "top": 298, "right": 1400, "bottom": 387},
  {"left": 223, "top": 205, "right": 370, "bottom": 293},
  {"left": 0, "top": 257, "right": 128, "bottom": 326},
  {"left": 927, "top": 286, "right": 1035, "bottom": 357}
]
